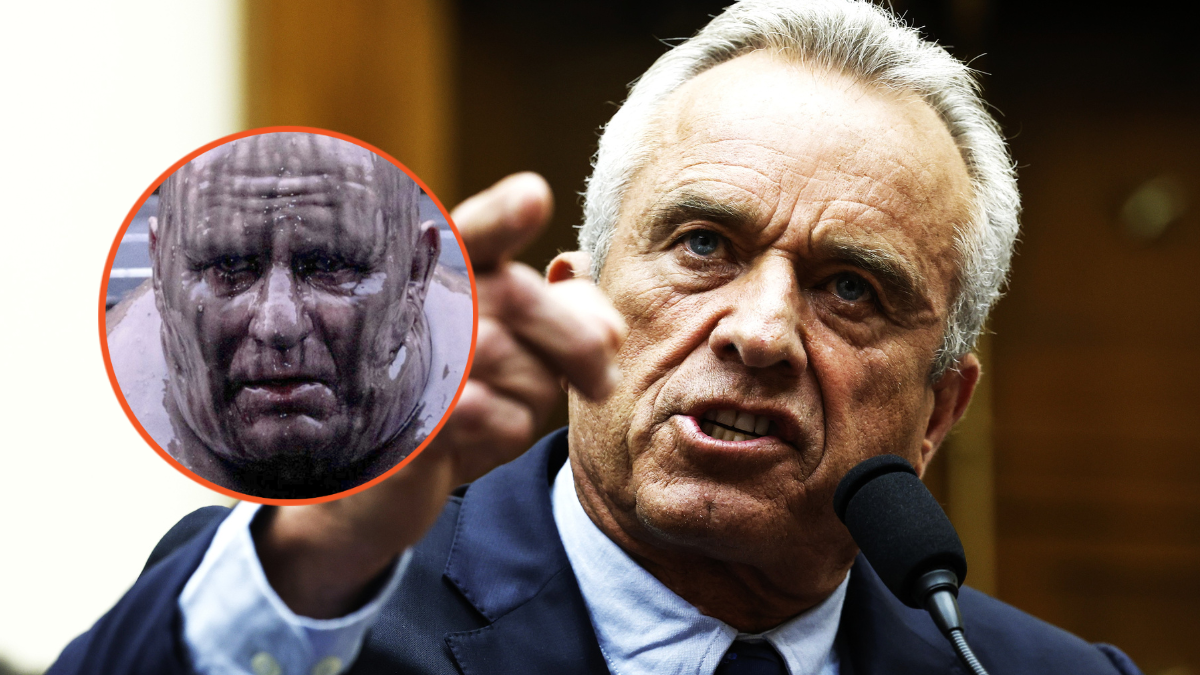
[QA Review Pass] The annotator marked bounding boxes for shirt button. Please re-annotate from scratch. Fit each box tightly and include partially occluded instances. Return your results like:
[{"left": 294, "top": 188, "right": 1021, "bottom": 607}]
[
  {"left": 312, "top": 655, "right": 344, "bottom": 675},
  {"left": 250, "top": 652, "right": 282, "bottom": 675}
]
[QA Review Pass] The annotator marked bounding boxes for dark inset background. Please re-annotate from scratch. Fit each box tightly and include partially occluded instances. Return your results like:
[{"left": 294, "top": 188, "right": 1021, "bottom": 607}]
[{"left": 243, "top": 1, "right": 1200, "bottom": 671}]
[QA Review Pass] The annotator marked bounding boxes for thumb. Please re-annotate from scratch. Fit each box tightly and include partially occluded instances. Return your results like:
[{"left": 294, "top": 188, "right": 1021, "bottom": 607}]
[{"left": 451, "top": 172, "right": 554, "bottom": 272}]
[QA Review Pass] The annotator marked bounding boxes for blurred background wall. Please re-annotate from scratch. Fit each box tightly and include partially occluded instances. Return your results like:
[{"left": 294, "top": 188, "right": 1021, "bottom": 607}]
[
  {"left": 1, "top": 0, "right": 1195, "bottom": 673},
  {"left": 0, "top": 3, "right": 242, "bottom": 673}
]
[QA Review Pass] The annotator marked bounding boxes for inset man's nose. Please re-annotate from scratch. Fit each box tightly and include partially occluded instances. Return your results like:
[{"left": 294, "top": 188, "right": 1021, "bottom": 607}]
[
  {"left": 707, "top": 259, "right": 808, "bottom": 373},
  {"left": 248, "top": 264, "right": 312, "bottom": 350}
]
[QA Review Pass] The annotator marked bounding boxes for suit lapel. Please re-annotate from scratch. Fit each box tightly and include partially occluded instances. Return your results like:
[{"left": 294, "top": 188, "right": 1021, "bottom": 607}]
[
  {"left": 442, "top": 428, "right": 609, "bottom": 675},
  {"left": 837, "top": 555, "right": 965, "bottom": 674}
]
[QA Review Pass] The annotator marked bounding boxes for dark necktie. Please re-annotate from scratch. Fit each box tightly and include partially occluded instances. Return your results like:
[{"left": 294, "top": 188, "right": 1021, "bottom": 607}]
[{"left": 714, "top": 639, "right": 789, "bottom": 675}]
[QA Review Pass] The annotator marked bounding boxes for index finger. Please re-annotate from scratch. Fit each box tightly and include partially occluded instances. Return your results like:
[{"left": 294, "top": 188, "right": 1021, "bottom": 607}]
[{"left": 451, "top": 172, "right": 554, "bottom": 272}]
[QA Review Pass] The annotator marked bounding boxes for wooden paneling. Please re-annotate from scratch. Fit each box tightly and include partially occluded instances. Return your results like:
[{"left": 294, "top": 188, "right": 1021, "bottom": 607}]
[
  {"left": 992, "top": 111, "right": 1200, "bottom": 673},
  {"left": 243, "top": 0, "right": 457, "bottom": 200}
]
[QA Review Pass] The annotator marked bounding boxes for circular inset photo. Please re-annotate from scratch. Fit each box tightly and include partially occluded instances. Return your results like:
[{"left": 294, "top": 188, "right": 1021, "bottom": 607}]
[{"left": 101, "top": 128, "right": 475, "bottom": 502}]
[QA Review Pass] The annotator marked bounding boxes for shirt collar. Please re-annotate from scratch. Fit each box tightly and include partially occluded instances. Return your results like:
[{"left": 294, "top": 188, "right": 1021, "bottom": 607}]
[{"left": 551, "top": 459, "right": 848, "bottom": 675}]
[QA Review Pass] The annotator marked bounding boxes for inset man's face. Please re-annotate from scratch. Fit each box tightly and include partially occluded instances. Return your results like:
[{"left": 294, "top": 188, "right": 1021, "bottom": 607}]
[{"left": 153, "top": 134, "right": 435, "bottom": 483}]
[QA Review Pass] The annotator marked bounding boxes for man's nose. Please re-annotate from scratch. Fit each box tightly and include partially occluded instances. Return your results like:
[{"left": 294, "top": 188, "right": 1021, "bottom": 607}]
[
  {"left": 248, "top": 264, "right": 312, "bottom": 350},
  {"left": 707, "top": 259, "right": 808, "bottom": 373}
]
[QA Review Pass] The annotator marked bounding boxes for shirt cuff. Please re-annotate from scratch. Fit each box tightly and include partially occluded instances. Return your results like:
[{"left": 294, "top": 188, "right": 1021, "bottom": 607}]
[{"left": 178, "top": 502, "right": 410, "bottom": 675}]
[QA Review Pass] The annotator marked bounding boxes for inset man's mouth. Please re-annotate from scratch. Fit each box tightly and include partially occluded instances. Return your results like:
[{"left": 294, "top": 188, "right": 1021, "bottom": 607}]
[
  {"left": 699, "top": 409, "right": 778, "bottom": 442},
  {"left": 233, "top": 379, "right": 337, "bottom": 416},
  {"left": 243, "top": 378, "right": 321, "bottom": 395}
]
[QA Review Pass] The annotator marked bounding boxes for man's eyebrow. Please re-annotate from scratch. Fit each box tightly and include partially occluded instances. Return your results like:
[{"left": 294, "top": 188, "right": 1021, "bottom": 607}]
[
  {"left": 644, "top": 192, "right": 760, "bottom": 242},
  {"left": 820, "top": 239, "right": 926, "bottom": 305},
  {"left": 642, "top": 193, "right": 929, "bottom": 307}
]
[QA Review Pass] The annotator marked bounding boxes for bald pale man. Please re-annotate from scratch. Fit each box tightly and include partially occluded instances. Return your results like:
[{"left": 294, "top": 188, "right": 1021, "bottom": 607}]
[{"left": 106, "top": 132, "right": 466, "bottom": 499}]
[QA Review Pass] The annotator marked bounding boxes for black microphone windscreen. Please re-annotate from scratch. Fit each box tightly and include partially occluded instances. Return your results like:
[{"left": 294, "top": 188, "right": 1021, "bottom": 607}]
[{"left": 833, "top": 454, "right": 967, "bottom": 607}]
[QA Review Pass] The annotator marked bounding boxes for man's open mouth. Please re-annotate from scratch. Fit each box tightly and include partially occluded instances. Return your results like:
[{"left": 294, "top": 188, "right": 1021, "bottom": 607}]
[{"left": 699, "top": 409, "right": 777, "bottom": 442}]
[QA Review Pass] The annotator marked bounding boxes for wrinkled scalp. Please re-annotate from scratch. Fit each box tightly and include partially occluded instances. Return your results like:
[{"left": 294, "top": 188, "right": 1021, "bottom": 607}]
[{"left": 157, "top": 132, "right": 421, "bottom": 251}]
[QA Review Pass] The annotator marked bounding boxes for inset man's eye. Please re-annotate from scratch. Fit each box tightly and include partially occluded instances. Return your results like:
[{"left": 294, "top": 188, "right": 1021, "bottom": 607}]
[
  {"left": 209, "top": 255, "right": 261, "bottom": 294},
  {"left": 685, "top": 230, "right": 720, "bottom": 256},
  {"left": 215, "top": 255, "right": 257, "bottom": 275},
  {"left": 832, "top": 273, "right": 871, "bottom": 302},
  {"left": 295, "top": 254, "right": 347, "bottom": 277},
  {"left": 294, "top": 252, "right": 364, "bottom": 288}
]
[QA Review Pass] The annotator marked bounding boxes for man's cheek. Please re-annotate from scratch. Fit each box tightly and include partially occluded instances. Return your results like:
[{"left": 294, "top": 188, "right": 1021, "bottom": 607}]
[
  {"left": 615, "top": 284, "right": 708, "bottom": 370},
  {"left": 310, "top": 296, "right": 372, "bottom": 374},
  {"left": 816, "top": 340, "right": 926, "bottom": 462},
  {"left": 201, "top": 297, "right": 253, "bottom": 371}
]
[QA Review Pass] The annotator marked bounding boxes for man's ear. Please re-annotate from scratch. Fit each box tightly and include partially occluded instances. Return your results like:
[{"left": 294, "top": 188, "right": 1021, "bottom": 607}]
[
  {"left": 919, "top": 352, "right": 982, "bottom": 470},
  {"left": 409, "top": 221, "right": 441, "bottom": 298},
  {"left": 546, "top": 250, "right": 592, "bottom": 284},
  {"left": 148, "top": 216, "right": 158, "bottom": 256}
]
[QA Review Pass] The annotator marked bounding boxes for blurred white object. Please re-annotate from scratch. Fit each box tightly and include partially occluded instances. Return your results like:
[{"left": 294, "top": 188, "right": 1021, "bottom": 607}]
[{"left": 0, "top": 1, "right": 241, "bottom": 670}]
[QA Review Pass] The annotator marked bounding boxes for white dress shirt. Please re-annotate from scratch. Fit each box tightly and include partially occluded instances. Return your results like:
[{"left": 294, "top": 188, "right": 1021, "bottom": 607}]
[
  {"left": 551, "top": 460, "right": 848, "bottom": 675},
  {"left": 180, "top": 503, "right": 411, "bottom": 675}
]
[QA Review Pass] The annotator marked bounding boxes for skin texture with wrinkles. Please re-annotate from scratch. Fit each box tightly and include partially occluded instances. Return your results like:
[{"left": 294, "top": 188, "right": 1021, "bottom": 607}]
[
  {"left": 151, "top": 133, "right": 440, "bottom": 498},
  {"left": 555, "top": 52, "right": 980, "bottom": 630}
]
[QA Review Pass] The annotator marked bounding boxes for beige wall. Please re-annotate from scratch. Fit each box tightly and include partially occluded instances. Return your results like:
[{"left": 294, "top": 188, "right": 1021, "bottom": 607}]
[{"left": 0, "top": 2, "right": 241, "bottom": 670}]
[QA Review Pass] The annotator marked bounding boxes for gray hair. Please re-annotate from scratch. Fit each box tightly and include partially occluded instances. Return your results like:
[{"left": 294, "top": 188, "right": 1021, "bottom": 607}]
[{"left": 578, "top": 0, "right": 1020, "bottom": 377}]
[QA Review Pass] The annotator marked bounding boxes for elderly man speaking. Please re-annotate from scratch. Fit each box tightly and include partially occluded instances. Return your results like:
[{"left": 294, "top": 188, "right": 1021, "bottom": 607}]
[{"left": 53, "top": 1, "right": 1141, "bottom": 674}]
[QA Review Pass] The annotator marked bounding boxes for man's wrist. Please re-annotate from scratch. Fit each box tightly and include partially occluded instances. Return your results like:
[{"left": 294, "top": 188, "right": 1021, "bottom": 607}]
[
  {"left": 252, "top": 505, "right": 404, "bottom": 620},
  {"left": 180, "top": 502, "right": 411, "bottom": 675}
]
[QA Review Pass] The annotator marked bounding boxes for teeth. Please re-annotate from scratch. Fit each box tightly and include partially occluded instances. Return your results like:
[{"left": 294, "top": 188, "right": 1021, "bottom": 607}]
[
  {"left": 754, "top": 416, "right": 770, "bottom": 435},
  {"left": 699, "top": 409, "right": 776, "bottom": 441},
  {"left": 700, "top": 410, "right": 772, "bottom": 437}
]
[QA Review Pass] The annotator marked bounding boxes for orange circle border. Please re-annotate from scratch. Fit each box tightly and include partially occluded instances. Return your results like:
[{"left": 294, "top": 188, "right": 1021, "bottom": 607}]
[{"left": 98, "top": 126, "right": 479, "bottom": 506}]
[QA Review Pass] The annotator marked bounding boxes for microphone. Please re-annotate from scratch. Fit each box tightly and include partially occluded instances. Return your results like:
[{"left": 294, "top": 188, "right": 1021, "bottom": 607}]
[{"left": 833, "top": 454, "right": 991, "bottom": 675}]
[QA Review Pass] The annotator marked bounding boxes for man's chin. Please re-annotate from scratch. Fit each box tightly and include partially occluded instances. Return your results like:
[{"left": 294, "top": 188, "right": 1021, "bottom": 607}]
[
  {"left": 234, "top": 416, "right": 341, "bottom": 457},
  {"left": 217, "top": 418, "right": 371, "bottom": 498},
  {"left": 632, "top": 477, "right": 804, "bottom": 561}
]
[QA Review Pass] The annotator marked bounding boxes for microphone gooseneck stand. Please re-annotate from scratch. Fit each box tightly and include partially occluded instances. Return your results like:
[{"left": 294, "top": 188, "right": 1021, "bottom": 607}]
[
  {"left": 916, "top": 569, "right": 991, "bottom": 675},
  {"left": 834, "top": 455, "right": 992, "bottom": 675}
]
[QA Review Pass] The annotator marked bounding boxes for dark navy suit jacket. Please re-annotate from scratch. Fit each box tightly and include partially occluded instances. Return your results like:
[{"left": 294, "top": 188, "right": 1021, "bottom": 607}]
[{"left": 50, "top": 428, "right": 1142, "bottom": 674}]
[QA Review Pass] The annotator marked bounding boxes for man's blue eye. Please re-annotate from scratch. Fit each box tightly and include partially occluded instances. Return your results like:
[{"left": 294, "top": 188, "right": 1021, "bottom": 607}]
[
  {"left": 686, "top": 230, "right": 720, "bottom": 256},
  {"left": 834, "top": 274, "right": 870, "bottom": 301}
]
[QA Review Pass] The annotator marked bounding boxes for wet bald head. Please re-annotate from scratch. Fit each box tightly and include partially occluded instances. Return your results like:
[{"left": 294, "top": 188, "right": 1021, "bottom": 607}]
[
  {"left": 150, "top": 132, "right": 438, "bottom": 498},
  {"left": 157, "top": 132, "right": 420, "bottom": 253}
]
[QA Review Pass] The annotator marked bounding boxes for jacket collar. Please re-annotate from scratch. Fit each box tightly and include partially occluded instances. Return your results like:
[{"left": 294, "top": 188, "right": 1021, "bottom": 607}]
[
  {"left": 443, "top": 428, "right": 609, "bottom": 674},
  {"left": 838, "top": 554, "right": 963, "bottom": 674},
  {"left": 443, "top": 427, "right": 573, "bottom": 620}
]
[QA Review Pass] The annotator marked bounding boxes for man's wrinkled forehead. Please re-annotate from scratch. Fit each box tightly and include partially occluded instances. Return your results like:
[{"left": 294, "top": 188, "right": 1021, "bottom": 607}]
[
  {"left": 157, "top": 133, "right": 418, "bottom": 253},
  {"left": 185, "top": 132, "right": 377, "bottom": 185}
]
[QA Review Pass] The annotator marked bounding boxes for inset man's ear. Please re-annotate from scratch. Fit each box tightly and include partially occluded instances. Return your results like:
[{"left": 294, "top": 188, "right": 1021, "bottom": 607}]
[
  {"left": 148, "top": 216, "right": 159, "bottom": 256},
  {"left": 918, "top": 352, "right": 982, "bottom": 471},
  {"left": 546, "top": 250, "right": 592, "bottom": 284},
  {"left": 409, "top": 221, "right": 441, "bottom": 297}
]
